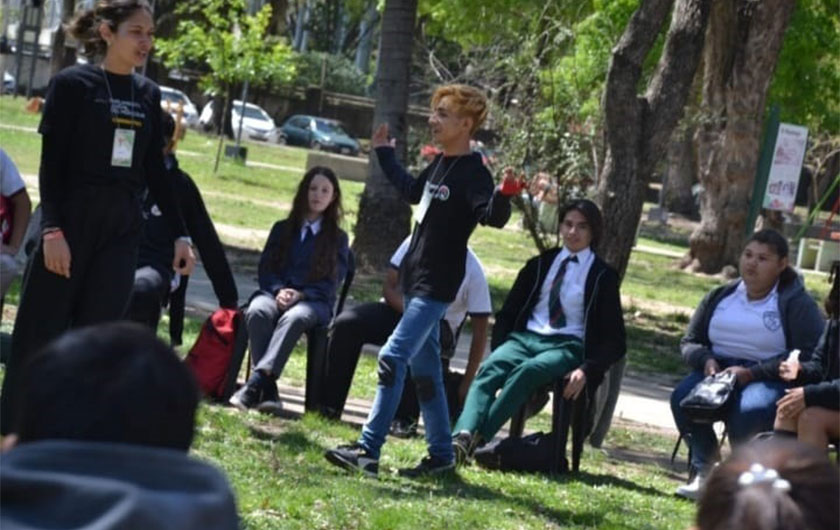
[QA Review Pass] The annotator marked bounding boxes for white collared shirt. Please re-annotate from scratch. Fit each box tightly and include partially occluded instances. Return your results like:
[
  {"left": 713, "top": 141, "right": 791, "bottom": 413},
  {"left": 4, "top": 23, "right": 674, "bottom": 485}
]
[
  {"left": 526, "top": 247, "right": 594, "bottom": 339},
  {"left": 708, "top": 280, "right": 786, "bottom": 362},
  {"left": 300, "top": 218, "right": 322, "bottom": 241}
]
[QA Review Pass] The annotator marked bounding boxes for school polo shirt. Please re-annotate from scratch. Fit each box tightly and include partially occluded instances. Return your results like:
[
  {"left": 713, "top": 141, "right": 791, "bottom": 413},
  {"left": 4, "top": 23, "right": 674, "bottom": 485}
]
[
  {"left": 526, "top": 246, "right": 594, "bottom": 339},
  {"left": 708, "top": 280, "right": 786, "bottom": 362},
  {"left": 390, "top": 237, "right": 492, "bottom": 335}
]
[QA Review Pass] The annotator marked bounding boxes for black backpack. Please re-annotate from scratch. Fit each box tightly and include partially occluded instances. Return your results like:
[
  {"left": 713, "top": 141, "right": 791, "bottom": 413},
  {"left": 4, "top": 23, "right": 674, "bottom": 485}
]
[{"left": 473, "top": 431, "right": 567, "bottom": 474}]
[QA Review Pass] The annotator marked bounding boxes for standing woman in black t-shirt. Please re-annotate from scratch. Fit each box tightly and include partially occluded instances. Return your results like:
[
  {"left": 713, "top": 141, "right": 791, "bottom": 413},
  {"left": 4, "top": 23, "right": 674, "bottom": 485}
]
[{"left": 0, "top": 0, "right": 195, "bottom": 435}]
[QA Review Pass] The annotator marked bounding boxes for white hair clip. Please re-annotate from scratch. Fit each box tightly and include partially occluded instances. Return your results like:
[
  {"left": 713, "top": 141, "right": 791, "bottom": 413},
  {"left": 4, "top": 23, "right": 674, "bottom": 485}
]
[{"left": 737, "top": 463, "right": 791, "bottom": 492}]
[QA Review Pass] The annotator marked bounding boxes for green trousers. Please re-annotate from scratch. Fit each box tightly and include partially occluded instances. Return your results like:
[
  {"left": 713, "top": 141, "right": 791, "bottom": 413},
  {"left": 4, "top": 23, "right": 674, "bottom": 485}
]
[{"left": 453, "top": 330, "right": 583, "bottom": 441}]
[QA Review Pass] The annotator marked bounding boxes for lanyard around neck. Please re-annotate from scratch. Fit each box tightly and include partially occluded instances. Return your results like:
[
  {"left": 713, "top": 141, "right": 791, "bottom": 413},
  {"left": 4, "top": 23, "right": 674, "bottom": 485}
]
[{"left": 101, "top": 66, "right": 136, "bottom": 130}]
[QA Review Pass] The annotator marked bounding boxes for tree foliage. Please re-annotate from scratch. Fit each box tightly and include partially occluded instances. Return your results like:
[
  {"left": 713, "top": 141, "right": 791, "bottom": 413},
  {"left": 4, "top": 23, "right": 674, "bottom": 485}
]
[
  {"left": 768, "top": 0, "right": 840, "bottom": 134},
  {"left": 155, "top": 0, "right": 296, "bottom": 96}
]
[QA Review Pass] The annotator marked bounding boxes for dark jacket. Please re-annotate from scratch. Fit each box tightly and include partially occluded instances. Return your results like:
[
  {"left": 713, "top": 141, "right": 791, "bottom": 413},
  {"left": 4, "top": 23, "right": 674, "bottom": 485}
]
[
  {"left": 257, "top": 218, "right": 349, "bottom": 325},
  {"left": 680, "top": 272, "right": 825, "bottom": 377},
  {"left": 764, "top": 319, "right": 838, "bottom": 410},
  {"left": 491, "top": 247, "right": 626, "bottom": 389},
  {"left": 0, "top": 440, "right": 238, "bottom": 530},
  {"left": 138, "top": 154, "right": 238, "bottom": 309}
]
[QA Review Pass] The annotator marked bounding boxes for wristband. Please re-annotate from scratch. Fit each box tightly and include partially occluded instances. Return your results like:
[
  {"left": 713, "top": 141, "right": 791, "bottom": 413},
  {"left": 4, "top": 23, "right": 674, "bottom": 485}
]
[
  {"left": 43, "top": 229, "right": 64, "bottom": 241},
  {"left": 177, "top": 236, "right": 193, "bottom": 246}
]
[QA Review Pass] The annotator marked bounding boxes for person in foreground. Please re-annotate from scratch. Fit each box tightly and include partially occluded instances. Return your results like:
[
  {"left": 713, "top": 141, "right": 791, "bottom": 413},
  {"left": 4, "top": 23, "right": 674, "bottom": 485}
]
[
  {"left": 772, "top": 261, "right": 839, "bottom": 450},
  {"left": 451, "top": 199, "right": 626, "bottom": 462},
  {"left": 670, "top": 229, "right": 825, "bottom": 500},
  {"left": 0, "top": 0, "right": 195, "bottom": 435},
  {"left": 325, "top": 84, "right": 518, "bottom": 478},
  {"left": 229, "top": 166, "right": 348, "bottom": 413},
  {"left": 693, "top": 438, "right": 839, "bottom": 530},
  {"left": 0, "top": 322, "right": 239, "bottom": 529}
]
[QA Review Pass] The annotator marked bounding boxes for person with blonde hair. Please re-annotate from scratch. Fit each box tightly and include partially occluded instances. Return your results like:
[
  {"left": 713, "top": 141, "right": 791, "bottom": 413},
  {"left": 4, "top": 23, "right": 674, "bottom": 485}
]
[{"left": 326, "top": 84, "right": 522, "bottom": 477}]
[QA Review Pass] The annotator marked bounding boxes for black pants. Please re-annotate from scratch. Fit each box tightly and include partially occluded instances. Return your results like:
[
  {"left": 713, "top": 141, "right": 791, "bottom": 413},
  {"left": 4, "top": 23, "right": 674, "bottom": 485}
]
[
  {"left": 318, "top": 301, "right": 459, "bottom": 422},
  {"left": 126, "top": 265, "right": 172, "bottom": 331},
  {"left": 1, "top": 187, "right": 141, "bottom": 435}
]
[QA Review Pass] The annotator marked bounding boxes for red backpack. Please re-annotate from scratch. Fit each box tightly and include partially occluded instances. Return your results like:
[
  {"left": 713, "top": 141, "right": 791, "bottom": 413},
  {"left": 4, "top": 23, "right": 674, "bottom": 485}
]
[{"left": 185, "top": 308, "right": 248, "bottom": 401}]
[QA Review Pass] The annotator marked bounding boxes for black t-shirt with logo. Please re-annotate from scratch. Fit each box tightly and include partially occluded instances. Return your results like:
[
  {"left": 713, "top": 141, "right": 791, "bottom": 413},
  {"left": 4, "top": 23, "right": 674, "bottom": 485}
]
[
  {"left": 37, "top": 64, "right": 184, "bottom": 235},
  {"left": 375, "top": 146, "right": 511, "bottom": 302}
]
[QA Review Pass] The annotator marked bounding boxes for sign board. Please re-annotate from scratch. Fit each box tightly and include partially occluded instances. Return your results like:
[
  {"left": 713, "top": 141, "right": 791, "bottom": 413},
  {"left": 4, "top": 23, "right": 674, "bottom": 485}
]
[{"left": 763, "top": 123, "right": 809, "bottom": 212}]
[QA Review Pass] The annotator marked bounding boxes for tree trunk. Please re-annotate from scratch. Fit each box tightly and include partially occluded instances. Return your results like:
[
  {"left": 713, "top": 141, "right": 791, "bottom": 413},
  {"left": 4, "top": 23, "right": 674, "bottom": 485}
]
[
  {"left": 663, "top": 123, "right": 698, "bottom": 217},
  {"left": 590, "top": 0, "right": 711, "bottom": 446},
  {"left": 351, "top": 0, "right": 416, "bottom": 273},
  {"left": 597, "top": 0, "right": 711, "bottom": 278},
  {"left": 49, "top": 0, "right": 77, "bottom": 76},
  {"left": 267, "top": 0, "right": 288, "bottom": 36},
  {"left": 687, "top": 0, "right": 795, "bottom": 273}
]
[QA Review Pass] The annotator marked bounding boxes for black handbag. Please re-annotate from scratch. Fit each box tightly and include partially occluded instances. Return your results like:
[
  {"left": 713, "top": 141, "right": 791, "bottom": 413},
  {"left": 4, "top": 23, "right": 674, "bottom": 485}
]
[{"left": 679, "top": 371, "right": 737, "bottom": 423}]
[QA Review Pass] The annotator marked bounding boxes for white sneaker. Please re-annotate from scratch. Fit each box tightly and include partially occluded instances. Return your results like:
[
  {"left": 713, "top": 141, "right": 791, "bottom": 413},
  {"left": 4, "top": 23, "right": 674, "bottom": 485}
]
[{"left": 675, "top": 474, "right": 706, "bottom": 501}]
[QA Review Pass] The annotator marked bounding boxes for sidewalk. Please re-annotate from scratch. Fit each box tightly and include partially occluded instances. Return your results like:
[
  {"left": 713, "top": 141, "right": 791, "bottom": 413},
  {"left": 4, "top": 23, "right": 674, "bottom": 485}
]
[{"left": 185, "top": 262, "right": 678, "bottom": 434}]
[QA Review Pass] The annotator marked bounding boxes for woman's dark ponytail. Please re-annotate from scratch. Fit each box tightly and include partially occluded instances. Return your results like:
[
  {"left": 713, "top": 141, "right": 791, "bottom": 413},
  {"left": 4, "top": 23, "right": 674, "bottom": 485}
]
[{"left": 69, "top": 0, "right": 152, "bottom": 58}]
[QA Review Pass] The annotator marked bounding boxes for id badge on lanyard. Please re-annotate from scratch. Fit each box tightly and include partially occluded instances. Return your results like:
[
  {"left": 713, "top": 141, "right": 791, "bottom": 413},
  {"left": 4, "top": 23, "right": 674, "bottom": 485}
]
[
  {"left": 111, "top": 128, "right": 135, "bottom": 168},
  {"left": 414, "top": 181, "right": 434, "bottom": 224}
]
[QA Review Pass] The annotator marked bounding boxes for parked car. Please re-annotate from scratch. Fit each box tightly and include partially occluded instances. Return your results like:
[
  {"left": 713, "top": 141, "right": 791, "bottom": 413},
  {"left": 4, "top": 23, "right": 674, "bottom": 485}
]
[
  {"left": 231, "top": 100, "right": 283, "bottom": 143},
  {"left": 200, "top": 100, "right": 283, "bottom": 143},
  {"left": 280, "top": 115, "right": 360, "bottom": 156},
  {"left": 159, "top": 86, "right": 199, "bottom": 129}
]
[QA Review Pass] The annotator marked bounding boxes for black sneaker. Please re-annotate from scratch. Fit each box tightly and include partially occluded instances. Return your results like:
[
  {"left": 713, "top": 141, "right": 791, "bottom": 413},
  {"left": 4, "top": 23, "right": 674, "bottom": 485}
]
[
  {"left": 325, "top": 443, "right": 379, "bottom": 477},
  {"left": 452, "top": 430, "right": 475, "bottom": 466},
  {"left": 229, "top": 374, "right": 264, "bottom": 410},
  {"left": 389, "top": 418, "right": 419, "bottom": 439},
  {"left": 398, "top": 455, "right": 455, "bottom": 478}
]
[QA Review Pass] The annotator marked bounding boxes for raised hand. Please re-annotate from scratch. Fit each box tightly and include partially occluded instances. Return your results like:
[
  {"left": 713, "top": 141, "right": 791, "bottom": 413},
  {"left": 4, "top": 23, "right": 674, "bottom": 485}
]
[{"left": 371, "top": 123, "right": 395, "bottom": 149}]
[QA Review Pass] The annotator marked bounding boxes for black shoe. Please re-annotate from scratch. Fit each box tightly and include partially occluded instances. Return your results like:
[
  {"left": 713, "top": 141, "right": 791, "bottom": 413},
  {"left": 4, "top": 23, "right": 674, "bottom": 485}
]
[
  {"left": 389, "top": 418, "right": 419, "bottom": 439},
  {"left": 452, "top": 430, "right": 475, "bottom": 466},
  {"left": 229, "top": 374, "right": 264, "bottom": 410},
  {"left": 398, "top": 454, "right": 455, "bottom": 478},
  {"left": 262, "top": 378, "right": 280, "bottom": 403},
  {"left": 325, "top": 443, "right": 379, "bottom": 477}
]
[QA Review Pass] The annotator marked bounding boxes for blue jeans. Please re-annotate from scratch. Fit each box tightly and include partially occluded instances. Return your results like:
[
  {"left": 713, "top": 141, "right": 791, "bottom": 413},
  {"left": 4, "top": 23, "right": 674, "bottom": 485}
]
[
  {"left": 670, "top": 357, "right": 787, "bottom": 475},
  {"left": 359, "top": 296, "right": 452, "bottom": 461}
]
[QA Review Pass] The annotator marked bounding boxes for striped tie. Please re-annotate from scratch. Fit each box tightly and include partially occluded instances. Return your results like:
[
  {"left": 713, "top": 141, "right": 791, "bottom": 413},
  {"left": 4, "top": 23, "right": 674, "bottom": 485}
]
[{"left": 548, "top": 254, "right": 578, "bottom": 329}]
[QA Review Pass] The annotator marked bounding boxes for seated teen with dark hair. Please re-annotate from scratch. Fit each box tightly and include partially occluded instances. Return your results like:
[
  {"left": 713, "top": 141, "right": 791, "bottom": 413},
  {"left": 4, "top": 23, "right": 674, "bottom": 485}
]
[
  {"left": 0, "top": 322, "right": 239, "bottom": 529},
  {"left": 316, "top": 237, "right": 492, "bottom": 436},
  {"left": 230, "top": 167, "right": 348, "bottom": 412},
  {"left": 127, "top": 111, "right": 238, "bottom": 340},
  {"left": 773, "top": 261, "right": 839, "bottom": 450},
  {"left": 670, "top": 229, "right": 825, "bottom": 500},
  {"left": 451, "top": 199, "right": 626, "bottom": 464}
]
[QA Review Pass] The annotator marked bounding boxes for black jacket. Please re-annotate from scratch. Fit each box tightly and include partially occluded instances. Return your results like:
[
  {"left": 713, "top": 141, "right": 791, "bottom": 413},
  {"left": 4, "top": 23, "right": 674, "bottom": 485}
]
[
  {"left": 680, "top": 272, "right": 825, "bottom": 377},
  {"left": 137, "top": 154, "right": 238, "bottom": 309},
  {"left": 491, "top": 247, "right": 626, "bottom": 389},
  {"left": 765, "top": 319, "right": 838, "bottom": 410}
]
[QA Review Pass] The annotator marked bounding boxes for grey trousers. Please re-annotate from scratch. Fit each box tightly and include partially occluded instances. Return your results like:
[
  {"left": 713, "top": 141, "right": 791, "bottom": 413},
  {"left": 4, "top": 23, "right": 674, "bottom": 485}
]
[{"left": 245, "top": 293, "right": 319, "bottom": 378}]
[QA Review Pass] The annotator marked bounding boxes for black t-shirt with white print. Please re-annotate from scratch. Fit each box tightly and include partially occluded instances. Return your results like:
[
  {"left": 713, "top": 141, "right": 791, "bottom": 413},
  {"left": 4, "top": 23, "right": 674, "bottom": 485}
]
[
  {"left": 37, "top": 64, "right": 184, "bottom": 235},
  {"left": 375, "top": 147, "right": 511, "bottom": 302}
]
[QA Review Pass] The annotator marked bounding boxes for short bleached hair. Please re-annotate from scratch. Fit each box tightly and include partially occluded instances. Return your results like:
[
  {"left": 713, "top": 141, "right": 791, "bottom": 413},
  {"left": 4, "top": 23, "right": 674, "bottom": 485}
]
[{"left": 430, "top": 84, "right": 488, "bottom": 135}]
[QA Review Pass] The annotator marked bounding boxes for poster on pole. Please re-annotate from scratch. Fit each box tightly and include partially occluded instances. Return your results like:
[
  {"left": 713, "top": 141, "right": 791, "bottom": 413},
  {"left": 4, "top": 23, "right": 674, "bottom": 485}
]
[{"left": 763, "top": 123, "right": 809, "bottom": 212}]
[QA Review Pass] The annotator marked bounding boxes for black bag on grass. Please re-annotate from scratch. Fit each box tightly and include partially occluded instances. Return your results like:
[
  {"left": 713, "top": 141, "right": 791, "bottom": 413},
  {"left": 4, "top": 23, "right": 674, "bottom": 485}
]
[{"left": 473, "top": 432, "right": 567, "bottom": 474}]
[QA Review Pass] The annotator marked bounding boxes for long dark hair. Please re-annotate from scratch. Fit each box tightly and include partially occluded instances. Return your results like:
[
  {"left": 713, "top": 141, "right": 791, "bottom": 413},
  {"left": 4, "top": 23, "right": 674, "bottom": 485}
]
[
  {"left": 69, "top": 0, "right": 153, "bottom": 58},
  {"left": 271, "top": 166, "right": 343, "bottom": 281}
]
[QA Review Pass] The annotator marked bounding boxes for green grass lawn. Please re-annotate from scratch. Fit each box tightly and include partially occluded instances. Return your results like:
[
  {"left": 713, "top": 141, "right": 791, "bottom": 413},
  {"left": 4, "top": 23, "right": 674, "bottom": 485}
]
[{"left": 1, "top": 93, "right": 829, "bottom": 529}]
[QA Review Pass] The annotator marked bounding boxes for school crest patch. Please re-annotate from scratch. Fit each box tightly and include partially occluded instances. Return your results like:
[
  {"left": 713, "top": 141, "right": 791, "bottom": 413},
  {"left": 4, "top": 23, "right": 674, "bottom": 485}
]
[
  {"left": 762, "top": 311, "right": 781, "bottom": 332},
  {"left": 436, "top": 184, "right": 450, "bottom": 201}
]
